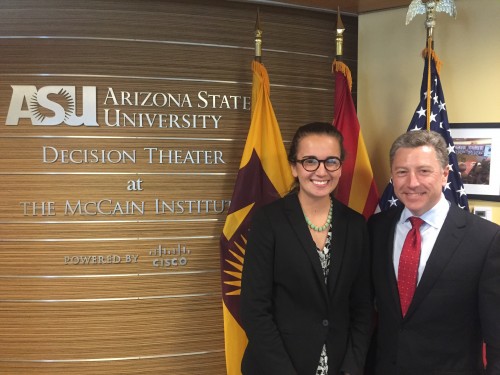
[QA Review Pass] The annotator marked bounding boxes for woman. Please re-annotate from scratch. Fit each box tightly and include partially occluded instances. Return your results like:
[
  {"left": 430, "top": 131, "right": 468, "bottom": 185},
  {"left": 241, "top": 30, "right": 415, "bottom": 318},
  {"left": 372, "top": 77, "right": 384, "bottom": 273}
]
[{"left": 240, "top": 122, "right": 372, "bottom": 375}]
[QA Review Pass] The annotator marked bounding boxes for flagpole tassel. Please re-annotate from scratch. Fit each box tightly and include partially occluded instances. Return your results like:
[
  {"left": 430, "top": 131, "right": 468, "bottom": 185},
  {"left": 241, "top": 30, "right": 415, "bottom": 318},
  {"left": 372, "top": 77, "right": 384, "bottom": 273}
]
[
  {"left": 421, "top": 46, "right": 442, "bottom": 75},
  {"left": 332, "top": 59, "right": 352, "bottom": 92}
]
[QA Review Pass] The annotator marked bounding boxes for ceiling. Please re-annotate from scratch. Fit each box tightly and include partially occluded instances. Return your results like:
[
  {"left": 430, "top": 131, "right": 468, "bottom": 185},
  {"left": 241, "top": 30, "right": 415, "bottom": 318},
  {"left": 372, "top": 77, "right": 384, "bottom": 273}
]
[{"left": 236, "top": 0, "right": 411, "bottom": 15}]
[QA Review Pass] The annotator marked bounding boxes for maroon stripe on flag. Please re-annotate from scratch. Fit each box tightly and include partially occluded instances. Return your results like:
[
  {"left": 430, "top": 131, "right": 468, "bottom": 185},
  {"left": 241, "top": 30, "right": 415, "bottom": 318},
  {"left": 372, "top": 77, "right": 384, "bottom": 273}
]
[
  {"left": 362, "top": 179, "right": 379, "bottom": 220},
  {"left": 220, "top": 150, "right": 282, "bottom": 325}
]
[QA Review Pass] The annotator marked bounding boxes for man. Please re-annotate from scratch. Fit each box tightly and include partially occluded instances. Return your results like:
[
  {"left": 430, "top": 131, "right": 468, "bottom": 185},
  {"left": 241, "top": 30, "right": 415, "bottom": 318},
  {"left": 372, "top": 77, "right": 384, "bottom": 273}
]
[{"left": 369, "top": 130, "right": 500, "bottom": 375}]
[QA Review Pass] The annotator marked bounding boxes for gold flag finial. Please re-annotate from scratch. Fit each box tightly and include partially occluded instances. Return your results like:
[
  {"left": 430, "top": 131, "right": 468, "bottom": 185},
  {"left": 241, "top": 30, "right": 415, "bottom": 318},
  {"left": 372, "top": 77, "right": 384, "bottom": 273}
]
[
  {"left": 406, "top": 0, "right": 457, "bottom": 38},
  {"left": 336, "top": 7, "right": 345, "bottom": 58},
  {"left": 254, "top": 8, "right": 262, "bottom": 62}
]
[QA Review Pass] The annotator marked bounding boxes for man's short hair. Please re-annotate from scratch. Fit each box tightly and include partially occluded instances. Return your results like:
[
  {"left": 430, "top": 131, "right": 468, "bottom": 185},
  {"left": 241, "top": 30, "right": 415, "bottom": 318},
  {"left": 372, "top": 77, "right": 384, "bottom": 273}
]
[{"left": 389, "top": 130, "right": 448, "bottom": 169}]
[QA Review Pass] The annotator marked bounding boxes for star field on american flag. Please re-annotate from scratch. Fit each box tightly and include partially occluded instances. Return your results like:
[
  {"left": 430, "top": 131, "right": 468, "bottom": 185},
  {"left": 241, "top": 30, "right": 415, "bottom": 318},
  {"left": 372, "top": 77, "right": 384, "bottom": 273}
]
[{"left": 379, "top": 54, "right": 469, "bottom": 211}]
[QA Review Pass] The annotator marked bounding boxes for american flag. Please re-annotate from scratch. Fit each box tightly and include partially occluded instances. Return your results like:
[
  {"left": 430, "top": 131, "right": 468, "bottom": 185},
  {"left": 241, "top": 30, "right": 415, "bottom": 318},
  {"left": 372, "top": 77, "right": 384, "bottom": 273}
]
[{"left": 379, "top": 53, "right": 469, "bottom": 211}]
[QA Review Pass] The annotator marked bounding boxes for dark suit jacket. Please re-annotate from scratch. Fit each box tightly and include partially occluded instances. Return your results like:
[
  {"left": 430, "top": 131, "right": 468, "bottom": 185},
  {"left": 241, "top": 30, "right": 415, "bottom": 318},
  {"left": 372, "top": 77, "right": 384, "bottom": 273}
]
[
  {"left": 368, "top": 203, "right": 500, "bottom": 375},
  {"left": 240, "top": 193, "right": 372, "bottom": 375}
]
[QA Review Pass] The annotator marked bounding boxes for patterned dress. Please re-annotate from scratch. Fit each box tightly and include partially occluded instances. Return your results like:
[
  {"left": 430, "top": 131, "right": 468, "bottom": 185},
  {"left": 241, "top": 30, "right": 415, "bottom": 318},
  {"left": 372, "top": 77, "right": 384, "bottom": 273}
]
[{"left": 316, "top": 227, "right": 332, "bottom": 375}]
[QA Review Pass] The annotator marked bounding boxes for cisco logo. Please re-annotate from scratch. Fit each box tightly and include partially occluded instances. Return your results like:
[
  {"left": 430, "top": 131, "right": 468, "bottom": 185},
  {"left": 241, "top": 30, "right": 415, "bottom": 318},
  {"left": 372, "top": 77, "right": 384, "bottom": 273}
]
[{"left": 6, "top": 85, "right": 98, "bottom": 126}]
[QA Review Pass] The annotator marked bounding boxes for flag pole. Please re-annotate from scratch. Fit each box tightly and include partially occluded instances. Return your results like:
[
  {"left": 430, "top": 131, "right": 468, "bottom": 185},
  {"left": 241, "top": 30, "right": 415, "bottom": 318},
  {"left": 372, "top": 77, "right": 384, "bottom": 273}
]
[
  {"left": 254, "top": 8, "right": 262, "bottom": 62},
  {"left": 424, "top": 2, "right": 437, "bottom": 131},
  {"left": 332, "top": 8, "right": 351, "bottom": 90},
  {"left": 406, "top": 0, "right": 457, "bottom": 130},
  {"left": 332, "top": 8, "right": 379, "bottom": 217},
  {"left": 335, "top": 7, "right": 345, "bottom": 61},
  {"left": 425, "top": 38, "right": 433, "bottom": 131}
]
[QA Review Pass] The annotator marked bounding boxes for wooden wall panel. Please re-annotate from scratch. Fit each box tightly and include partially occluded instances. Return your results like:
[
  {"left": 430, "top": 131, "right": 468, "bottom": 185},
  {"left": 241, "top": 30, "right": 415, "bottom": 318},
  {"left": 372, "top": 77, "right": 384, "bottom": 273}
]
[
  {"left": 0, "top": 298, "right": 223, "bottom": 358},
  {"left": 0, "top": 238, "right": 222, "bottom": 275},
  {"left": 0, "top": 352, "right": 225, "bottom": 375},
  {"left": 0, "top": 139, "right": 241, "bottom": 173},
  {"left": 0, "top": 0, "right": 357, "bottom": 373}
]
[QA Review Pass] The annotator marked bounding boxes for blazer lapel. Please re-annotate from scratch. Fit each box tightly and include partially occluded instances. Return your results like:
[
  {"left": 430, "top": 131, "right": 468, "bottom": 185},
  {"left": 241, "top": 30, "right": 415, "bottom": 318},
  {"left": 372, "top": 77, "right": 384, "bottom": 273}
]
[
  {"left": 327, "top": 199, "right": 347, "bottom": 296},
  {"left": 283, "top": 194, "right": 327, "bottom": 297},
  {"left": 406, "top": 204, "right": 467, "bottom": 317}
]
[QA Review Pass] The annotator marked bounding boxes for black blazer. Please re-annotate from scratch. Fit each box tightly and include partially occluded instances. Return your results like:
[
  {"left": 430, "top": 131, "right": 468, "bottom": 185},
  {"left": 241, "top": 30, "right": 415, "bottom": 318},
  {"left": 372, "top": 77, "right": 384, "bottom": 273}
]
[
  {"left": 240, "top": 193, "right": 372, "bottom": 375},
  {"left": 368, "top": 203, "right": 500, "bottom": 375}
]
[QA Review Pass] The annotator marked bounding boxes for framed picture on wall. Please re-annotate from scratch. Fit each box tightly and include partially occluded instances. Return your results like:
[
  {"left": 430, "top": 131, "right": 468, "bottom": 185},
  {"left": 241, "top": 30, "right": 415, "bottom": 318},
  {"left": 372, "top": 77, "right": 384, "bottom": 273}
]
[{"left": 450, "top": 123, "right": 500, "bottom": 202}]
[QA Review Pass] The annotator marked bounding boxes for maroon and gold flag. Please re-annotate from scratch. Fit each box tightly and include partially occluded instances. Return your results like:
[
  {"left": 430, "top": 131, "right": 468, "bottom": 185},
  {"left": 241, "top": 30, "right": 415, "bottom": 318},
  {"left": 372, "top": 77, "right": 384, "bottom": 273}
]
[
  {"left": 333, "top": 60, "right": 379, "bottom": 219},
  {"left": 220, "top": 60, "right": 294, "bottom": 375}
]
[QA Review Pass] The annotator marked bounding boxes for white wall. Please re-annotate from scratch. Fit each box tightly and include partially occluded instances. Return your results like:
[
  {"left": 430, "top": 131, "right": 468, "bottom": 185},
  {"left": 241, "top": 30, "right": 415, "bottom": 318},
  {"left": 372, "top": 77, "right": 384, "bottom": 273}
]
[{"left": 358, "top": 0, "right": 500, "bottom": 222}]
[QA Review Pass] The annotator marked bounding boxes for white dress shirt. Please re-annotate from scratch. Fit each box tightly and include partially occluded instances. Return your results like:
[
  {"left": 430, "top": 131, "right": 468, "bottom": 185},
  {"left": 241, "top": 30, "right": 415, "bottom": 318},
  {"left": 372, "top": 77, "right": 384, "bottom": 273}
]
[{"left": 393, "top": 194, "right": 450, "bottom": 284}]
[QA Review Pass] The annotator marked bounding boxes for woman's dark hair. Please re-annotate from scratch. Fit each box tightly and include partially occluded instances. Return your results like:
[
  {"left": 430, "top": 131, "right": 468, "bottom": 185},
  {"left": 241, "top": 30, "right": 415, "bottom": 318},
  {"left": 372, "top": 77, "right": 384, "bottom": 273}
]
[{"left": 288, "top": 122, "right": 345, "bottom": 163}]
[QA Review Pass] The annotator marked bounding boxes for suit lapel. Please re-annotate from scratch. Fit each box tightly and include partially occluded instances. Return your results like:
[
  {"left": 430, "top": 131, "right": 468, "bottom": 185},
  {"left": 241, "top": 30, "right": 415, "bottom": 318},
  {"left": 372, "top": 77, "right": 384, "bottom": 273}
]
[
  {"left": 327, "top": 199, "right": 347, "bottom": 296},
  {"left": 383, "top": 208, "right": 404, "bottom": 317},
  {"left": 406, "top": 204, "right": 467, "bottom": 317},
  {"left": 283, "top": 194, "right": 327, "bottom": 298}
]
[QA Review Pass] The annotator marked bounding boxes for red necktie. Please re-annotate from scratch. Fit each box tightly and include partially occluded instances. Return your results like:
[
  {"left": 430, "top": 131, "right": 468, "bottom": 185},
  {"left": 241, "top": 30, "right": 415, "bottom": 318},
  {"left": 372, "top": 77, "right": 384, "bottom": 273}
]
[{"left": 398, "top": 216, "right": 424, "bottom": 317}]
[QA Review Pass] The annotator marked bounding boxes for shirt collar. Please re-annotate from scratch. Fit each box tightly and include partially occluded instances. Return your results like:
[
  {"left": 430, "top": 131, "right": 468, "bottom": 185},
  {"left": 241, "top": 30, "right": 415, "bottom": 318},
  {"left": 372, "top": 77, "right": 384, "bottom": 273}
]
[{"left": 400, "top": 194, "right": 450, "bottom": 229}]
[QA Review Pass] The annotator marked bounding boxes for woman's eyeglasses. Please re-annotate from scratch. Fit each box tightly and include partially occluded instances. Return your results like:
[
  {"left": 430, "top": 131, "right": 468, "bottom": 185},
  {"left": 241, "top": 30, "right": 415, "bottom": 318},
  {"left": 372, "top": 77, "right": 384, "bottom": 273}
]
[{"left": 295, "top": 157, "right": 342, "bottom": 172}]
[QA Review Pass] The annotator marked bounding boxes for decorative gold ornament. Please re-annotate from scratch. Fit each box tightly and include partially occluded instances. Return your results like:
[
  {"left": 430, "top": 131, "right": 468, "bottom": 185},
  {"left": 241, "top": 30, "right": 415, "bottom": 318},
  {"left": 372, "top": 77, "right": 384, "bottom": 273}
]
[{"left": 406, "top": 0, "right": 457, "bottom": 37}]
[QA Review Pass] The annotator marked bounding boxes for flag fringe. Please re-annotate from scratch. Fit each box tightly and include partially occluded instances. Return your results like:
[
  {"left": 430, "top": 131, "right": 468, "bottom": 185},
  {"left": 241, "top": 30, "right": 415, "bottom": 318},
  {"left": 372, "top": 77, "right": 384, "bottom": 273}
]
[
  {"left": 332, "top": 60, "right": 352, "bottom": 92},
  {"left": 421, "top": 47, "right": 442, "bottom": 75}
]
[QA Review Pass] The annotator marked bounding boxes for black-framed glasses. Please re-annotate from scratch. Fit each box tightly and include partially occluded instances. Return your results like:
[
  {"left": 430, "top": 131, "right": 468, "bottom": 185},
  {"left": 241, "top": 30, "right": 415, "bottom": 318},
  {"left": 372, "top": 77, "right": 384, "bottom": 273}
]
[{"left": 295, "top": 157, "right": 342, "bottom": 172}]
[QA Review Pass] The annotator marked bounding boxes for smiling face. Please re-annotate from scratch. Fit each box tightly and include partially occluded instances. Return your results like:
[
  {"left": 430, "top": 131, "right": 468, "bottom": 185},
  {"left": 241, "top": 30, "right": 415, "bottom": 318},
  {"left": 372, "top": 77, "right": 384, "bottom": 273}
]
[
  {"left": 391, "top": 145, "right": 449, "bottom": 216},
  {"left": 291, "top": 134, "right": 342, "bottom": 201}
]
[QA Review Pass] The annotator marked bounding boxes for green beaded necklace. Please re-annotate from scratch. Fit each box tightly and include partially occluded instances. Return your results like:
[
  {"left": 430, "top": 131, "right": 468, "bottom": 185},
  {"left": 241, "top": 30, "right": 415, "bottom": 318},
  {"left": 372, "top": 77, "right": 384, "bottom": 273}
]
[{"left": 304, "top": 200, "right": 333, "bottom": 232}]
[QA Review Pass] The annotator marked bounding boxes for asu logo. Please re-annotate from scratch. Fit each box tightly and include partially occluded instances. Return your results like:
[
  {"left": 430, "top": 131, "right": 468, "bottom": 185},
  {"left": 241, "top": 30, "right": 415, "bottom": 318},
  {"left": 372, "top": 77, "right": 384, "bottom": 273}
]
[{"left": 6, "top": 85, "right": 98, "bottom": 126}]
